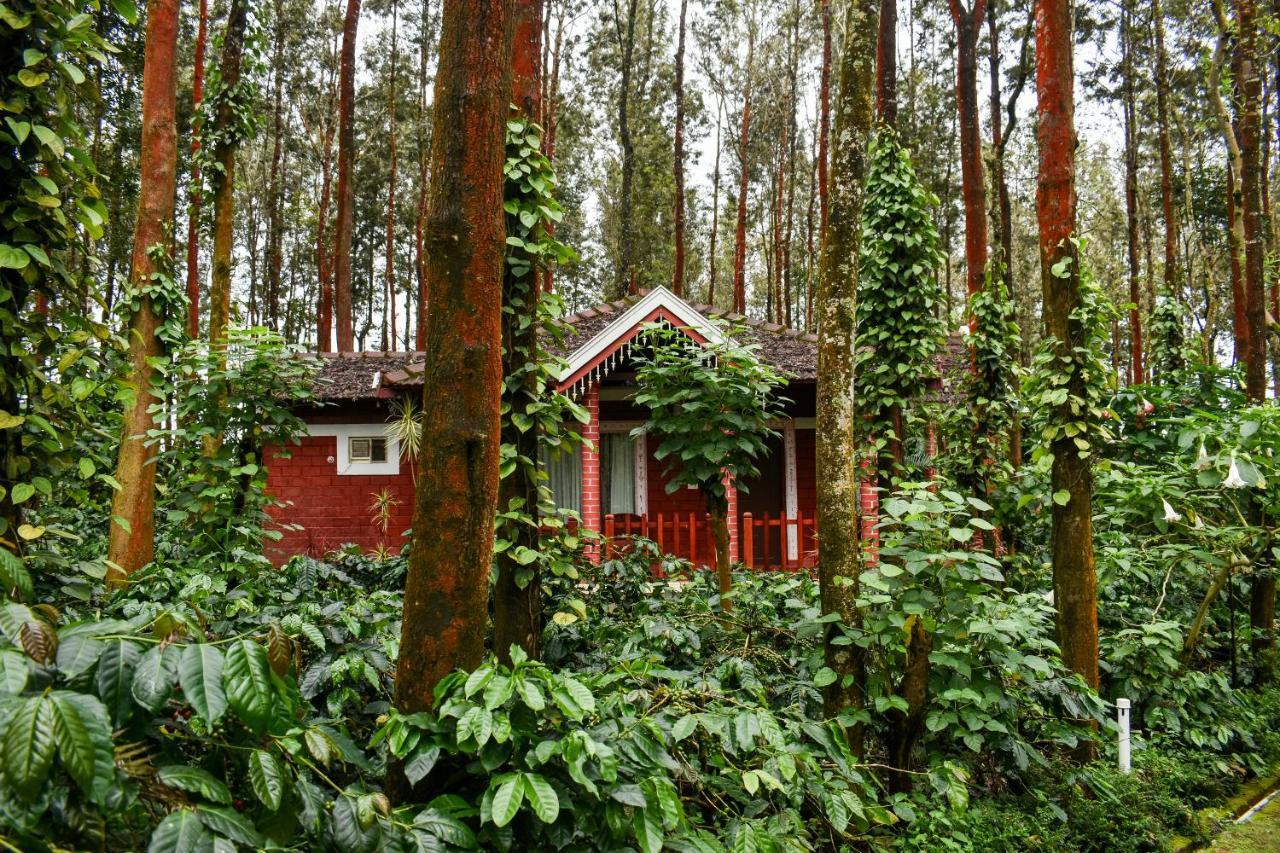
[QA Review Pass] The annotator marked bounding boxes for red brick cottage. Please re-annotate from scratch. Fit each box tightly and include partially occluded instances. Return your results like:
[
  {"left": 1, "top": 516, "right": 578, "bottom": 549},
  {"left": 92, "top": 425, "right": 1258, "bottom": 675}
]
[{"left": 266, "top": 286, "right": 930, "bottom": 567}]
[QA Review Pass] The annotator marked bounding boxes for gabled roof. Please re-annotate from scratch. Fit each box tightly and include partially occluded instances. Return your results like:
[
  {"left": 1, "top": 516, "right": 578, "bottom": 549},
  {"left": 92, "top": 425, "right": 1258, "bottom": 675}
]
[{"left": 307, "top": 288, "right": 819, "bottom": 402}]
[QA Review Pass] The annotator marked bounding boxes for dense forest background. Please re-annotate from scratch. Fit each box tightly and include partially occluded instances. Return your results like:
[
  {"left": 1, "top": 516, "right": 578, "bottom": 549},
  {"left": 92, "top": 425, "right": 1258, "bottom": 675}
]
[{"left": 79, "top": 0, "right": 1244, "bottom": 368}]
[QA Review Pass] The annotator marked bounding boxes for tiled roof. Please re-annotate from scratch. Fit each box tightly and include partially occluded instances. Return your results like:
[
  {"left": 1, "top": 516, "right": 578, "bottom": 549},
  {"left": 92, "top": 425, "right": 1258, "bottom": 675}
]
[{"left": 309, "top": 291, "right": 821, "bottom": 400}]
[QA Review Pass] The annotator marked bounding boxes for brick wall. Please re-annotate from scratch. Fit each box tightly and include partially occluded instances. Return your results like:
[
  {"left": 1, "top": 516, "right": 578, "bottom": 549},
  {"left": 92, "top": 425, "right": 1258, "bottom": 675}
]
[
  {"left": 264, "top": 437, "right": 416, "bottom": 563},
  {"left": 580, "top": 384, "right": 602, "bottom": 562}
]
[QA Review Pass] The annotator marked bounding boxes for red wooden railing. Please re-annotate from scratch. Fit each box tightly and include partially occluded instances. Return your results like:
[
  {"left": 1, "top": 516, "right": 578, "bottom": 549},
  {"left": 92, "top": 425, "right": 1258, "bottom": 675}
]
[{"left": 600, "top": 512, "right": 816, "bottom": 571}]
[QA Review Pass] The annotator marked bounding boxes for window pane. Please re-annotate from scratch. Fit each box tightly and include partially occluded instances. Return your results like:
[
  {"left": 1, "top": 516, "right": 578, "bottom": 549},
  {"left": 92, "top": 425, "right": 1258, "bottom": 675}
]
[
  {"left": 603, "top": 434, "right": 636, "bottom": 515},
  {"left": 544, "top": 445, "right": 581, "bottom": 514},
  {"left": 371, "top": 438, "right": 387, "bottom": 462}
]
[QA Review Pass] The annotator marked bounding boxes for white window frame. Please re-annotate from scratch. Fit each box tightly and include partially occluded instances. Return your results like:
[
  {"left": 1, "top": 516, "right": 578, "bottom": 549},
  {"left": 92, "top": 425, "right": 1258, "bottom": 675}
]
[{"left": 305, "top": 423, "right": 401, "bottom": 476}]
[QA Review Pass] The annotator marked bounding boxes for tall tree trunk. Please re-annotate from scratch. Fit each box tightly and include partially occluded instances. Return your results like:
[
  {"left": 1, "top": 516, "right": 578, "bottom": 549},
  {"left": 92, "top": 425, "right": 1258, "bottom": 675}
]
[
  {"left": 1211, "top": 0, "right": 1250, "bottom": 365},
  {"left": 1152, "top": 0, "right": 1180, "bottom": 302},
  {"left": 391, "top": 0, "right": 514, "bottom": 769},
  {"left": 876, "top": 0, "right": 896, "bottom": 125},
  {"left": 708, "top": 97, "right": 722, "bottom": 304},
  {"left": 614, "top": 0, "right": 639, "bottom": 296},
  {"left": 1121, "top": 0, "right": 1143, "bottom": 383},
  {"left": 207, "top": 0, "right": 250, "bottom": 353},
  {"left": 1035, "top": 0, "right": 1101, "bottom": 751},
  {"left": 818, "top": 0, "right": 832, "bottom": 237},
  {"left": 386, "top": 1, "right": 400, "bottom": 351},
  {"left": 817, "top": 0, "right": 878, "bottom": 753},
  {"left": 948, "top": 0, "right": 989, "bottom": 308},
  {"left": 672, "top": 0, "right": 688, "bottom": 296},
  {"left": 1234, "top": 0, "right": 1275, "bottom": 666},
  {"left": 415, "top": 0, "right": 435, "bottom": 348},
  {"left": 732, "top": 30, "right": 754, "bottom": 315},
  {"left": 107, "top": 0, "right": 180, "bottom": 583},
  {"left": 334, "top": 0, "right": 360, "bottom": 352},
  {"left": 783, "top": 1, "right": 799, "bottom": 326},
  {"left": 494, "top": 0, "right": 544, "bottom": 665},
  {"left": 266, "top": 0, "right": 286, "bottom": 333},
  {"left": 185, "top": 0, "right": 208, "bottom": 338}
]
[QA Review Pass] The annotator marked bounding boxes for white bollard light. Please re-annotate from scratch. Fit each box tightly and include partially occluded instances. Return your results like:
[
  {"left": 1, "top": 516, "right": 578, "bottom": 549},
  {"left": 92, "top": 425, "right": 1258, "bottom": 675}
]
[{"left": 1117, "top": 698, "right": 1131, "bottom": 774}]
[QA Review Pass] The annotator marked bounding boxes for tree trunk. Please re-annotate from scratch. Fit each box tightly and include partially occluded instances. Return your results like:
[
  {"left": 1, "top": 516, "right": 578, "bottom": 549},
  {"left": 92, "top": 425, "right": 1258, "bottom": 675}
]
[
  {"left": 106, "top": 0, "right": 180, "bottom": 584},
  {"left": 494, "top": 0, "right": 544, "bottom": 666},
  {"left": 817, "top": 0, "right": 878, "bottom": 752},
  {"left": 708, "top": 98, "right": 722, "bottom": 304},
  {"left": 1234, "top": 0, "right": 1275, "bottom": 666},
  {"left": 385, "top": 1, "right": 399, "bottom": 351},
  {"left": 875, "top": 0, "right": 896, "bottom": 126},
  {"left": 1152, "top": 0, "right": 1180, "bottom": 302},
  {"left": 391, "top": 0, "right": 514, "bottom": 772},
  {"left": 732, "top": 32, "right": 754, "bottom": 315},
  {"left": 614, "top": 0, "right": 639, "bottom": 297},
  {"left": 414, "top": 0, "right": 435, "bottom": 349},
  {"left": 1121, "top": 0, "right": 1143, "bottom": 383},
  {"left": 884, "top": 616, "right": 932, "bottom": 792},
  {"left": 948, "top": 0, "right": 989, "bottom": 307},
  {"left": 334, "top": 0, "right": 360, "bottom": 352},
  {"left": 672, "top": 0, "right": 688, "bottom": 296},
  {"left": 1209, "top": 0, "right": 1248, "bottom": 365},
  {"left": 266, "top": 0, "right": 286, "bottom": 333},
  {"left": 185, "top": 0, "right": 208, "bottom": 339},
  {"left": 207, "top": 0, "right": 249, "bottom": 353},
  {"left": 1035, "top": 0, "right": 1101, "bottom": 755},
  {"left": 818, "top": 0, "right": 832, "bottom": 238}
]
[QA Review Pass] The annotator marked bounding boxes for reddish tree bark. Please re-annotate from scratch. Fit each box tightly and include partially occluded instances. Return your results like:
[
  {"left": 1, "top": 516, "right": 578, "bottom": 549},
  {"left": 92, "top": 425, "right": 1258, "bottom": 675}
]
[
  {"left": 107, "top": 0, "right": 180, "bottom": 583},
  {"left": 414, "top": 0, "right": 435, "bottom": 349},
  {"left": 184, "top": 0, "right": 207, "bottom": 338},
  {"left": 266, "top": 0, "right": 286, "bottom": 332},
  {"left": 672, "top": 0, "right": 688, "bottom": 296},
  {"left": 391, "top": 0, "right": 514, "bottom": 749},
  {"left": 206, "top": 0, "right": 249, "bottom": 353},
  {"left": 1233, "top": 0, "right": 1275, "bottom": 663},
  {"left": 385, "top": 1, "right": 399, "bottom": 351},
  {"left": 1035, "top": 0, "right": 1100, "bottom": 731},
  {"left": 494, "top": 0, "right": 544, "bottom": 666},
  {"left": 614, "top": 0, "right": 639, "bottom": 296},
  {"left": 948, "top": 0, "right": 989, "bottom": 308},
  {"left": 334, "top": 0, "right": 360, "bottom": 352},
  {"left": 708, "top": 99, "right": 722, "bottom": 304},
  {"left": 875, "top": 0, "right": 896, "bottom": 126}
]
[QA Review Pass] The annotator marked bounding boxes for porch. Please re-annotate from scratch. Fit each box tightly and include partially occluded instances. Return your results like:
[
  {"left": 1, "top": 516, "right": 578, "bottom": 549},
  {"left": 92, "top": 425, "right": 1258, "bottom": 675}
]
[{"left": 601, "top": 510, "right": 819, "bottom": 571}]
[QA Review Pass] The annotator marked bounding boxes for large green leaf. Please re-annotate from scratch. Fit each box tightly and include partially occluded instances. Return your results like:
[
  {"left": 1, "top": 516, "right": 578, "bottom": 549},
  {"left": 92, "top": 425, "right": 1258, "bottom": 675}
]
[
  {"left": 0, "top": 646, "right": 30, "bottom": 694},
  {"left": 522, "top": 773, "right": 559, "bottom": 824},
  {"left": 179, "top": 643, "right": 227, "bottom": 724},
  {"left": 58, "top": 692, "right": 115, "bottom": 803},
  {"left": 247, "top": 749, "right": 287, "bottom": 811},
  {"left": 490, "top": 774, "right": 524, "bottom": 828},
  {"left": 196, "top": 806, "right": 263, "bottom": 847},
  {"left": 223, "top": 639, "right": 275, "bottom": 734},
  {"left": 3, "top": 694, "right": 56, "bottom": 799},
  {"left": 149, "top": 809, "right": 210, "bottom": 853},
  {"left": 96, "top": 639, "right": 142, "bottom": 724},
  {"left": 156, "top": 765, "right": 232, "bottom": 805},
  {"left": 49, "top": 690, "right": 109, "bottom": 794},
  {"left": 132, "top": 643, "right": 179, "bottom": 712}
]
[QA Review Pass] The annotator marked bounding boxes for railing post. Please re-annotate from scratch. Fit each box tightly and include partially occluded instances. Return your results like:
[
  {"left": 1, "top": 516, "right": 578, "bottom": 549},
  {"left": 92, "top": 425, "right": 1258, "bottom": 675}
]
[
  {"left": 688, "top": 512, "right": 697, "bottom": 566},
  {"left": 742, "top": 512, "right": 754, "bottom": 569},
  {"left": 604, "top": 514, "right": 615, "bottom": 558}
]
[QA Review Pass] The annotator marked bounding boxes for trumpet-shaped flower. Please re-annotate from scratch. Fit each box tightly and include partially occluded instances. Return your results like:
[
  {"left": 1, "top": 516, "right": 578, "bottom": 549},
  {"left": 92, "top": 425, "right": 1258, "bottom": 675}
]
[
  {"left": 1224, "top": 455, "right": 1248, "bottom": 489},
  {"left": 1195, "top": 441, "right": 1211, "bottom": 470},
  {"left": 1162, "top": 498, "right": 1182, "bottom": 523}
]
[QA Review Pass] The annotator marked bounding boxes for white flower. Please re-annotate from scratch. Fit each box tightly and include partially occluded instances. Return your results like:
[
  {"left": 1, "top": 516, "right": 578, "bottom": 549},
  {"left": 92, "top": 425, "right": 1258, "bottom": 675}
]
[
  {"left": 957, "top": 323, "right": 971, "bottom": 337},
  {"left": 1162, "top": 498, "right": 1182, "bottom": 523},
  {"left": 1257, "top": 476, "right": 1268, "bottom": 490},
  {"left": 1194, "top": 514, "right": 1205, "bottom": 529},
  {"left": 1195, "top": 441, "right": 1211, "bottom": 470},
  {"left": 1224, "top": 455, "right": 1248, "bottom": 489}
]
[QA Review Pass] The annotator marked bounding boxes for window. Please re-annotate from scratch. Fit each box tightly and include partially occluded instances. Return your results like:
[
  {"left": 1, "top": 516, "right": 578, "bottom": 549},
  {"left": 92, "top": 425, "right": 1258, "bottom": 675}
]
[
  {"left": 349, "top": 436, "right": 388, "bottom": 464},
  {"left": 601, "top": 434, "right": 637, "bottom": 515},
  {"left": 543, "top": 445, "right": 582, "bottom": 514}
]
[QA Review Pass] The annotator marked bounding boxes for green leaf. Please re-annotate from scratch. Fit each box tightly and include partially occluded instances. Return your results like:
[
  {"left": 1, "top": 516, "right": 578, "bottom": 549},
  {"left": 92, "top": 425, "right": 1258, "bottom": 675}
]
[
  {"left": 180, "top": 643, "right": 227, "bottom": 724},
  {"left": 49, "top": 691, "right": 108, "bottom": 794},
  {"left": 132, "top": 644, "right": 179, "bottom": 712},
  {"left": 247, "top": 749, "right": 287, "bottom": 811},
  {"left": 672, "top": 714, "right": 698, "bottom": 742},
  {"left": 1052, "top": 490, "right": 1071, "bottom": 507},
  {"left": 96, "top": 639, "right": 141, "bottom": 724},
  {"left": 224, "top": 639, "right": 275, "bottom": 734},
  {"left": 195, "top": 806, "right": 263, "bottom": 847},
  {"left": 813, "top": 667, "right": 837, "bottom": 688},
  {"left": 0, "top": 646, "right": 30, "bottom": 694},
  {"left": 149, "top": 809, "right": 210, "bottom": 853},
  {"left": 4, "top": 694, "right": 56, "bottom": 799},
  {"left": 522, "top": 773, "right": 559, "bottom": 823},
  {"left": 11, "top": 483, "right": 34, "bottom": 504},
  {"left": 491, "top": 774, "right": 524, "bottom": 828},
  {"left": 157, "top": 765, "right": 232, "bottom": 804},
  {"left": 0, "top": 245, "right": 29, "bottom": 270}
]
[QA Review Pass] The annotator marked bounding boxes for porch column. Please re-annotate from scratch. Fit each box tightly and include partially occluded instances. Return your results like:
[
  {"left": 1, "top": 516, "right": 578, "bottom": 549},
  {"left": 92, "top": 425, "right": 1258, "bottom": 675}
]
[
  {"left": 783, "top": 423, "right": 799, "bottom": 561},
  {"left": 580, "top": 382, "right": 602, "bottom": 561},
  {"left": 726, "top": 475, "right": 739, "bottom": 564}
]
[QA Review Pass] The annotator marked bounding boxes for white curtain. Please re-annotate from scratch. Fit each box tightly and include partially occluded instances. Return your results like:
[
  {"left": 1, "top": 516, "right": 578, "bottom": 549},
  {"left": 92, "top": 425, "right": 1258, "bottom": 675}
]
[
  {"left": 544, "top": 446, "right": 581, "bottom": 514},
  {"left": 605, "top": 434, "right": 636, "bottom": 515}
]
